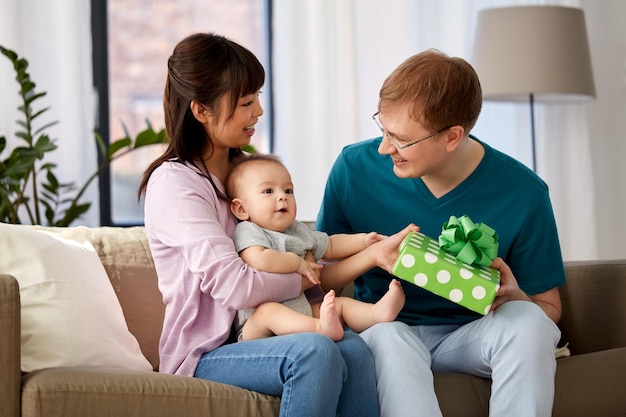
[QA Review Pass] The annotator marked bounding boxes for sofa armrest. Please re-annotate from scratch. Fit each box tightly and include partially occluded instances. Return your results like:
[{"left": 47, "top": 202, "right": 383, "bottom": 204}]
[
  {"left": 560, "top": 260, "right": 626, "bottom": 355},
  {"left": 0, "top": 274, "right": 21, "bottom": 417}
]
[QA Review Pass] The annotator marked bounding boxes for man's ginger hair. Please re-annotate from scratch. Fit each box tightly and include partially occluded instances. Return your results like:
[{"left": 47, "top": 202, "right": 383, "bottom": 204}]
[{"left": 379, "top": 49, "right": 482, "bottom": 133}]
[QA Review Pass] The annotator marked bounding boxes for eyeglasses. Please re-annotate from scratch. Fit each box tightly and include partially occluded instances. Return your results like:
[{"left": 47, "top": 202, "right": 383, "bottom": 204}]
[{"left": 372, "top": 112, "right": 452, "bottom": 150}]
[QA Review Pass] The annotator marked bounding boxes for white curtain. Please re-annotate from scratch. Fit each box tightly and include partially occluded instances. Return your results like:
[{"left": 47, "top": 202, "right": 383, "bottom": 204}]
[
  {"left": 0, "top": 0, "right": 98, "bottom": 226},
  {"left": 273, "top": 0, "right": 598, "bottom": 261},
  {"left": 0, "top": 0, "right": 606, "bottom": 260}
]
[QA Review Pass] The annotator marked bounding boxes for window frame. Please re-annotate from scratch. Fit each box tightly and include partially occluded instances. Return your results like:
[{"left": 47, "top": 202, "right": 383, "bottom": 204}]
[
  {"left": 91, "top": 0, "right": 112, "bottom": 225},
  {"left": 90, "top": 0, "right": 274, "bottom": 226}
]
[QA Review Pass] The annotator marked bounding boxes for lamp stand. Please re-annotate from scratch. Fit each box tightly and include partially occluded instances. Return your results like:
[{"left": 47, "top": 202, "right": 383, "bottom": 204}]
[{"left": 529, "top": 93, "right": 537, "bottom": 172}]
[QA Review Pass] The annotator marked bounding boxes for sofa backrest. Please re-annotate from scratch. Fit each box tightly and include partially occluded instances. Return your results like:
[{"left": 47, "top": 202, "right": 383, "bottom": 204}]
[
  {"left": 86, "top": 226, "right": 626, "bottom": 369},
  {"left": 87, "top": 226, "right": 164, "bottom": 371},
  {"left": 560, "top": 259, "right": 626, "bottom": 355}
]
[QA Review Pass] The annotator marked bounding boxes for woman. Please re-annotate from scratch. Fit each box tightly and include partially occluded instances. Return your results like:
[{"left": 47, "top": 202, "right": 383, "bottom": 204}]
[{"left": 139, "top": 32, "right": 413, "bottom": 417}]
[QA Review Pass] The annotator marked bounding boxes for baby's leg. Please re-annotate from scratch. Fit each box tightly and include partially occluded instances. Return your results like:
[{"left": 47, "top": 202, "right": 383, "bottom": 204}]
[
  {"left": 242, "top": 297, "right": 344, "bottom": 342},
  {"left": 335, "top": 279, "right": 405, "bottom": 333},
  {"left": 313, "top": 290, "right": 345, "bottom": 341}
]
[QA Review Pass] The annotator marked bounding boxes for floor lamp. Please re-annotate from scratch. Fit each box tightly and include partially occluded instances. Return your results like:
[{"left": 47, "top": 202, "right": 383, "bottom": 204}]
[{"left": 471, "top": 6, "right": 596, "bottom": 172}]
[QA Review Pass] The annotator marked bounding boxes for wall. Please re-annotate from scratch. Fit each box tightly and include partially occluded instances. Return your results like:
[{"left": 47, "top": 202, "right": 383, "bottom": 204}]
[{"left": 582, "top": 0, "right": 626, "bottom": 259}]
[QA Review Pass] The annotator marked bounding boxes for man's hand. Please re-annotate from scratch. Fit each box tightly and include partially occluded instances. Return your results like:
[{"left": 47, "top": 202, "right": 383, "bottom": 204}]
[
  {"left": 490, "top": 257, "right": 531, "bottom": 311},
  {"left": 372, "top": 223, "right": 419, "bottom": 273},
  {"left": 489, "top": 257, "right": 562, "bottom": 322}
]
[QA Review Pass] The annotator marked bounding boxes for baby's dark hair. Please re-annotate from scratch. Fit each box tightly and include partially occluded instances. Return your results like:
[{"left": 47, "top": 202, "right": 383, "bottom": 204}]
[{"left": 226, "top": 153, "right": 286, "bottom": 199}]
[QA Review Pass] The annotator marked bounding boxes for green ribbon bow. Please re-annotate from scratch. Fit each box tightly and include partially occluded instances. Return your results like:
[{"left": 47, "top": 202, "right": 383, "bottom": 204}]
[{"left": 438, "top": 215, "right": 499, "bottom": 267}]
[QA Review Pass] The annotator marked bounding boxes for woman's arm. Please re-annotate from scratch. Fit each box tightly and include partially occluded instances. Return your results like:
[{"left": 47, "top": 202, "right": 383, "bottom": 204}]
[
  {"left": 240, "top": 245, "right": 321, "bottom": 285},
  {"left": 145, "top": 162, "right": 303, "bottom": 310}
]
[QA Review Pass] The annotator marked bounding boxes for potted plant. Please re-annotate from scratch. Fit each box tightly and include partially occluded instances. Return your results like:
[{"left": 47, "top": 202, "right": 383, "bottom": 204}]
[{"left": 0, "top": 46, "right": 166, "bottom": 226}]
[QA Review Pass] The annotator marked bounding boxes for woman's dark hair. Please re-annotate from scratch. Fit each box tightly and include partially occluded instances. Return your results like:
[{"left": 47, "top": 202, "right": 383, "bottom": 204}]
[{"left": 138, "top": 32, "right": 265, "bottom": 200}]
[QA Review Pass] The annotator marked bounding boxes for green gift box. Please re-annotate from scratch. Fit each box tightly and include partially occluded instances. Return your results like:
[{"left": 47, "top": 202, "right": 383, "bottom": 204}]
[{"left": 392, "top": 230, "right": 501, "bottom": 315}]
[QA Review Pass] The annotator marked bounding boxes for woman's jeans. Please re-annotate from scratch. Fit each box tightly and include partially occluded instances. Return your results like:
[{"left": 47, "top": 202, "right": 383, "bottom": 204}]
[
  {"left": 359, "top": 301, "right": 561, "bottom": 417},
  {"left": 195, "top": 331, "right": 379, "bottom": 417}
]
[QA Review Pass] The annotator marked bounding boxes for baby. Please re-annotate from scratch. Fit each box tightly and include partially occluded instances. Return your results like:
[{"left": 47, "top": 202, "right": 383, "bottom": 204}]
[{"left": 226, "top": 153, "right": 405, "bottom": 342}]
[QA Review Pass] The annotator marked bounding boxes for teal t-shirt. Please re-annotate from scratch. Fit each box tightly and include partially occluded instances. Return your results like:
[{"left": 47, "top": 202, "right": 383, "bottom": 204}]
[{"left": 317, "top": 136, "right": 566, "bottom": 326}]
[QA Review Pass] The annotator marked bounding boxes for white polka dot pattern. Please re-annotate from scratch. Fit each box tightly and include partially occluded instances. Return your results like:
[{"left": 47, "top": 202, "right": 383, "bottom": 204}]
[{"left": 392, "top": 232, "right": 501, "bottom": 315}]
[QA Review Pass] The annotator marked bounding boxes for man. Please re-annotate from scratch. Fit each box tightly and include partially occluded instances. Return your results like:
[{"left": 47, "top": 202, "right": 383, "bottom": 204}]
[{"left": 317, "top": 49, "right": 564, "bottom": 417}]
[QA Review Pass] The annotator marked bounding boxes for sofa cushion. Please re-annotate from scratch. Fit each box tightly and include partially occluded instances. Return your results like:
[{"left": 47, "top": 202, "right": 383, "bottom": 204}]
[
  {"left": 430, "top": 347, "right": 626, "bottom": 417},
  {"left": 0, "top": 223, "right": 152, "bottom": 373},
  {"left": 21, "top": 367, "right": 281, "bottom": 417},
  {"left": 560, "top": 260, "right": 626, "bottom": 354},
  {"left": 84, "top": 226, "right": 165, "bottom": 371},
  {"left": 552, "top": 347, "right": 626, "bottom": 417}
]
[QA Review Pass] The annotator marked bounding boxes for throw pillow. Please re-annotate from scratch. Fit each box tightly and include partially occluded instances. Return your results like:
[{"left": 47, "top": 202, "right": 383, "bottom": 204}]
[{"left": 0, "top": 223, "right": 152, "bottom": 373}]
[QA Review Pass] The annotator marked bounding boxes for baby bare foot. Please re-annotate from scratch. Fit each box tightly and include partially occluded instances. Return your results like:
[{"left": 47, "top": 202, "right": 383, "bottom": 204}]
[
  {"left": 374, "top": 279, "right": 405, "bottom": 322},
  {"left": 317, "top": 290, "right": 345, "bottom": 341}
]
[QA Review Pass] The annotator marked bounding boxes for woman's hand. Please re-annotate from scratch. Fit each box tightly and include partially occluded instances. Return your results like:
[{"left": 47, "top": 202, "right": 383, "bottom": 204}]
[
  {"left": 301, "top": 251, "right": 321, "bottom": 290},
  {"left": 297, "top": 258, "right": 322, "bottom": 286}
]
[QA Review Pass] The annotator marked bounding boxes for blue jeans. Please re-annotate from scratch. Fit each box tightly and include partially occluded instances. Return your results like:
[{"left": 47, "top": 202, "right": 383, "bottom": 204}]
[
  {"left": 194, "top": 332, "right": 379, "bottom": 417},
  {"left": 359, "top": 301, "right": 561, "bottom": 417}
]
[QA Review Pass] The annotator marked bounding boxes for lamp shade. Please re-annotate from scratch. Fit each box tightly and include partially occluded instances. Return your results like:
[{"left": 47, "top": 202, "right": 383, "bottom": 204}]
[{"left": 471, "top": 6, "right": 596, "bottom": 103}]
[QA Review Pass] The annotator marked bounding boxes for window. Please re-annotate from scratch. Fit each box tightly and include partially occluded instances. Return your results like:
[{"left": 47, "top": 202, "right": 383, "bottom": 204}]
[{"left": 92, "top": 0, "right": 272, "bottom": 225}]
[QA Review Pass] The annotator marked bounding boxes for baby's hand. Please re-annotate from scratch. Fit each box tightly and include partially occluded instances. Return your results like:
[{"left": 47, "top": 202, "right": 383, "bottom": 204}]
[
  {"left": 297, "top": 259, "right": 322, "bottom": 285},
  {"left": 364, "top": 231, "right": 387, "bottom": 248}
]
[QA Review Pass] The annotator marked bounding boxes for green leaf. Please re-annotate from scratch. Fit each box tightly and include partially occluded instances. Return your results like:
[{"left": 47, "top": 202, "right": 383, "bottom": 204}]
[
  {"left": 33, "top": 135, "right": 57, "bottom": 158},
  {"left": 41, "top": 189, "right": 57, "bottom": 201},
  {"left": 134, "top": 127, "right": 166, "bottom": 148},
  {"left": 33, "top": 120, "right": 58, "bottom": 136},
  {"left": 94, "top": 131, "right": 107, "bottom": 157},
  {"left": 241, "top": 144, "right": 258, "bottom": 154},
  {"left": 46, "top": 170, "right": 60, "bottom": 188},
  {"left": 44, "top": 204, "right": 55, "bottom": 226},
  {"left": 21, "top": 80, "right": 36, "bottom": 95},
  {"left": 40, "top": 162, "right": 57, "bottom": 171},
  {"left": 56, "top": 202, "right": 91, "bottom": 227},
  {"left": 15, "top": 57, "right": 28, "bottom": 72},
  {"left": 25, "top": 94, "right": 47, "bottom": 110},
  {"left": 108, "top": 137, "right": 132, "bottom": 158},
  {"left": 121, "top": 122, "right": 131, "bottom": 140},
  {"left": 15, "top": 131, "right": 30, "bottom": 142},
  {"left": 0, "top": 46, "right": 18, "bottom": 60}
]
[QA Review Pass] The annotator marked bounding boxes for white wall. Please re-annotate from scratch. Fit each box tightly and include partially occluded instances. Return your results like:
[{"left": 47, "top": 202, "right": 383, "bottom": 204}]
[
  {"left": 1, "top": 0, "right": 623, "bottom": 260},
  {"left": 581, "top": 0, "right": 626, "bottom": 259},
  {"left": 0, "top": 0, "right": 97, "bottom": 226},
  {"left": 273, "top": 0, "right": 623, "bottom": 261}
]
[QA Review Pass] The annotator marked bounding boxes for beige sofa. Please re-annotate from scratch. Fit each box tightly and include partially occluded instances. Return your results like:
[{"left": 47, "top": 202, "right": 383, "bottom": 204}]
[{"left": 1, "top": 225, "right": 625, "bottom": 417}]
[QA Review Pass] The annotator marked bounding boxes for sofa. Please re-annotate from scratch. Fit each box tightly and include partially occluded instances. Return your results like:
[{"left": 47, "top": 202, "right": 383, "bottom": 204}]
[{"left": 1, "top": 225, "right": 625, "bottom": 417}]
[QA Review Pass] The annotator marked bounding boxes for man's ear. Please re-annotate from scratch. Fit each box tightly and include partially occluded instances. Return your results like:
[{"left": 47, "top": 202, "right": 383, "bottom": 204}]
[
  {"left": 445, "top": 125, "right": 466, "bottom": 151},
  {"left": 230, "top": 198, "right": 250, "bottom": 221},
  {"left": 190, "top": 101, "right": 209, "bottom": 123}
]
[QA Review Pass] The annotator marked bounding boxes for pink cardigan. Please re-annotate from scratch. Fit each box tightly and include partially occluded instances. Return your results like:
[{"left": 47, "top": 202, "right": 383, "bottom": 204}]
[{"left": 144, "top": 161, "right": 302, "bottom": 376}]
